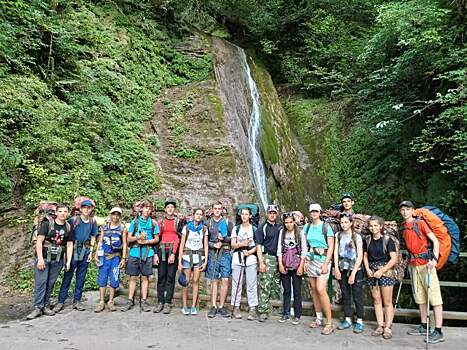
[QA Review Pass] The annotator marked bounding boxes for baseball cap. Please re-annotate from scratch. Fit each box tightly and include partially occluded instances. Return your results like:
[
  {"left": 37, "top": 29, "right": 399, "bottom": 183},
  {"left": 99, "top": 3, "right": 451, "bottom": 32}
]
[
  {"left": 164, "top": 199, "right": 177, "bottom": 208},
  {"left": 340, "top": 192, "right": 353, "bottom": 201},
  {"left": 110, "top": 207, "right": 122, "bottom": 215},
  {"left": 80, "top": 199, "right": 94, "bottom": 208},
  {"left": 399, "top": 200, "right": 415, "bottom": 208},
  {"left": 308, "top": 203, "right": 322, "bottom": 212},
  {"left": 266, "top": 204, "right": 279, "bottom": 213}
]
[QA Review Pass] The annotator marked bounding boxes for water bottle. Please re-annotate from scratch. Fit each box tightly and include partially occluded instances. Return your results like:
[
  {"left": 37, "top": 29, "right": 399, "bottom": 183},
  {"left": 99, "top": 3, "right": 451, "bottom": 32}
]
[{"left": 97, "top": 247, "right": 104, "bottom": 267}]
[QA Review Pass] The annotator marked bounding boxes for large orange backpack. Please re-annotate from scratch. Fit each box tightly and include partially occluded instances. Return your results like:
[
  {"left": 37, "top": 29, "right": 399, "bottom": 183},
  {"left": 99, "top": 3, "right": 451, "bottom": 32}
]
[{"left": 413, "top": 208, "right": 452, "bottom": 269}]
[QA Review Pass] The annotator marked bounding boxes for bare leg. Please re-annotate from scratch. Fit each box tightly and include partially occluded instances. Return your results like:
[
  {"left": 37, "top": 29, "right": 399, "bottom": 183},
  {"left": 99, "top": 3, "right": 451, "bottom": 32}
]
[
  {"left": 381, "top": 286, "right": 394, "bottom": 328},
  {"left": 128, "top": 276, "right": 137, "bottom": 300},
  {"left": 141, "top": 276, "right": 149, "bottom": 300},
  {"left": 210, "top": 280, "right": 218, "bottom": 307},
  {"left": 108, "top": 287, "right": 115, "bottom": 303},
  {"left": 219, "top": 278, "right": 229, "bottom": 308},
  {"left": 192, "top": 268, "right": 201, "bottom": 307},
  {"left": 316, "top": 277, "right": 332, "bottom": 324},
  {"left": 371, "top": 286, "right": 384, "bottom": 327},
  {"left": 99, "top": 287, "right": 106, "bottom": 303},
  {"left": 433, "top": 305, "right": 443, "bottom": 328}
]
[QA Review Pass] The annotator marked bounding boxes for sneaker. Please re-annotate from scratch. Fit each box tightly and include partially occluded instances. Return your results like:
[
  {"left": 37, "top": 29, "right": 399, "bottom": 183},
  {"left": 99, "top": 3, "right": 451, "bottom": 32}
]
[
  {"left": 353, "top": 322, "right": 364, "bottom": 334},
  {"left": 73, "top": 301, "right": 86, "bottom": 311},
  {"left": 121, "top": 300, "right": 134, "bottom": 312},
  {"left": 107, "top": 301, "right": 117, "bottom": 312},
  {"left": 153, "top": 303, "right": 164, "bottom": 313},
  {"left": 407, "top": 324, "right": 427, "bottom": 336},
  {"left": 26, "top": 307, "right": 42, "bottom": 320},
  {"left": 190, "top": 307, "right": 198, "bottom": 315},
  {"left": 338, "top": 319, "right": 352, "bottom": 330},
  {"left": 425, "top": 330, "right": 445, "bottom": 344},
  {"left": 141, "top": 300, "right": 151, "bottom": 312},
  {"left": 94, "top": 301, "right": 105, "bottom": 313},
  {"left": 182, "top": 307, "right": 190, "bottom": 315},
  {"left": 258, "top": 313, "right": 268, "bottom": 323},
  {"left": 278, "top": 315, "right": 290, "bottom": 323},
  {"left": 218, "top": 307, "right": 229, "bottom": 317},
  {"left": 52, "top": 303, "right": 63, "bottom": 313},
  {"left": 232, "top": 307, "right": 242, "bottom": 319},
  {"left": 42, "top": 306, "right": 55, "bottom": 316},
  {"left": 321, "top": 323, "right": 335, "bottom": 335},
  {"left": 291, "top": 317, "right": 300, "bottom": 325},
  {"left": 247, "top": 308, "right": 258, "bottom": 321},
  {"left": 207, "top": 306, "right": 217, "bottom": 318},
  {"left": 163, "top": 303, "right": 173, "bottom": 314}
]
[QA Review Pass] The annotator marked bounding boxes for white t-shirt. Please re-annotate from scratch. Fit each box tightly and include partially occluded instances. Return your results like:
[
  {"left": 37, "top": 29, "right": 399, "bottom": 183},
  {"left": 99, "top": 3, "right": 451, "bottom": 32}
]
[
  {"left": 182, "top": 224, "right": 207, "bottom": 251},
  {"left": 231, "top": 224, "right": 257, "bottom": 266}
]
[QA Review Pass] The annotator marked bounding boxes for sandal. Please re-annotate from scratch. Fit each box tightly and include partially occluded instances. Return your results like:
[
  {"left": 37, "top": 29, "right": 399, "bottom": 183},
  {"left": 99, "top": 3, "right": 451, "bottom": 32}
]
[
  {"left": 383, "top": 327, "right": 392, "bottom": 339},
  {"left": 321, "top": 323, "right": 335, "bottom": 335},
  {"left": 309, "top": 318, "right": 323, "bottom": 328},
  {"left": 371, "top": 325, "right": 384, "bottom": 337}
]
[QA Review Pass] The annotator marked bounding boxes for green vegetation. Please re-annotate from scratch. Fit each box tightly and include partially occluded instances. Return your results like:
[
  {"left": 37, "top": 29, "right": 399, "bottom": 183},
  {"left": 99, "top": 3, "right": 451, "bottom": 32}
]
[{"left": 0, "top": 0, "right": 211, "bottom": 211}]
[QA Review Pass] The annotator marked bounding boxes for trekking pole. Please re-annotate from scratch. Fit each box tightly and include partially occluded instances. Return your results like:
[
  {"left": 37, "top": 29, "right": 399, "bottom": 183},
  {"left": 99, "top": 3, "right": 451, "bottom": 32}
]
[
  {"left": 394, "top": 281, "right": 403, "bottom": 314},
  {"left": 231, "top": 253, "right": 245, "bottom": 318},
  {"left": 426, "top": 270, "right": 431, "bottom": 349}
]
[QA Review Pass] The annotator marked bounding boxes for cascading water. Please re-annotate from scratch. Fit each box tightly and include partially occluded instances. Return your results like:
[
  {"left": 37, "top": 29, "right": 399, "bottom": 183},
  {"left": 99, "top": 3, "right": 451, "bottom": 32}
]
[{"left": 238, "top": 49, "right": 269, "bottom": 210}]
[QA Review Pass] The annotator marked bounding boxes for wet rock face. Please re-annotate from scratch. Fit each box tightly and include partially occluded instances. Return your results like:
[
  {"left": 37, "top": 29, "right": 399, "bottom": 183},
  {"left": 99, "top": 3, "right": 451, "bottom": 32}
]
[{"left": 149, "top": 78, "right": 257, "bottom": 214}]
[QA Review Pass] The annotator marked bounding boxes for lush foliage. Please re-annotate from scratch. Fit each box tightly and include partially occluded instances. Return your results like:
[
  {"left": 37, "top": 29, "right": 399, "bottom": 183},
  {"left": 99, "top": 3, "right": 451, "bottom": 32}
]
[{"left": 0, "top": 0, "right": 211, "bottom": 212}]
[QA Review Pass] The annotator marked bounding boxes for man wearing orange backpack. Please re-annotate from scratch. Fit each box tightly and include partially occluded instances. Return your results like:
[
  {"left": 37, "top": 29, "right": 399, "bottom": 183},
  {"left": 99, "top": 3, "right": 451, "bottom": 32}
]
[{"left": 399, "top": 200, "right": 444, "bottom": 344}]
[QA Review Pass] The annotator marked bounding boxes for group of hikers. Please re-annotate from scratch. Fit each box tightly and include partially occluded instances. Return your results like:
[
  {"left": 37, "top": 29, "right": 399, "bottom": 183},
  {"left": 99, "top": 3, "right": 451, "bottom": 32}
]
[{"left": 28, "top": 193, "right": 456, "bottom": 345}]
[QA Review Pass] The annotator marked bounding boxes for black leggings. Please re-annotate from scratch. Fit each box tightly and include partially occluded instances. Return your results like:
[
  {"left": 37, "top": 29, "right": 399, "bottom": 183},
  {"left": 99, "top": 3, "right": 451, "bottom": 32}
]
[
  {"left": 280, "top": 269, "right": 303, "bottom": 318},
  {"left": 338, "top": 269, "right": 364, "bottom": 319},
  {"left": 157, "top": 253, "right": 177, "bottom": 304}
]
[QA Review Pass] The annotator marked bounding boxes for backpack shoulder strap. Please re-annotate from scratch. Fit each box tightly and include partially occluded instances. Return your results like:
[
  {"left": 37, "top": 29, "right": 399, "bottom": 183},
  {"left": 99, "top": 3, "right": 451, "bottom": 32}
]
[
  {"left": 322, "top": 221, "right": 330, "bottom": 247},
  {"left": 262, "top": 223, "right": 267, "bottom": 240}
]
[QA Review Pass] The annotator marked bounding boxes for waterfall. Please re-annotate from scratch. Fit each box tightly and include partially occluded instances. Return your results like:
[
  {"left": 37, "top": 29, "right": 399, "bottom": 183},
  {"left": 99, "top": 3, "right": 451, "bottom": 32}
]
[{"left": 238, "top": 48, "right": 269, "bottom": 210}]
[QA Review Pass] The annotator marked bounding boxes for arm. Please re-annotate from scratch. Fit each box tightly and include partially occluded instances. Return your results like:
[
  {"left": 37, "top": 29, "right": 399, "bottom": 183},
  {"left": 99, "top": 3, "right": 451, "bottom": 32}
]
[
  {"left": 363, "top": 252, "right": 373, "bottom": 277},
  {"left": 120, "top": 227, "right": 128, "bottom": 268},
  {"left": 349, "top": 238, "right": 363, "bottom": 284},
  {"left": 94, "top": 227, "right": 104, "bottom": 264},
  {"left": 277, "top": 230, "right": 286, "bottom": 274},
  {"left": 178, "top": 232, "right": 187, "bottom": 271},
  {"left": 426, "top": 231, "right": 440, "bottom": 269},
  {"left": 201, "top": 232, "right": 209, "bottom": 271},
  {"left": 374, "top": 251, "right": 398, "bottom": 278},
  {"left": 333, "top": 235, "right": 341, "bottom": 280},
  {"left": 255, "top": 224, "right": 266, "bottom": 272},
  {"left": 66, "top": 241, "right": 73, "bottom": 271},
  {"left": 36, "top": 235, "right": 46, "bottom": 270}
]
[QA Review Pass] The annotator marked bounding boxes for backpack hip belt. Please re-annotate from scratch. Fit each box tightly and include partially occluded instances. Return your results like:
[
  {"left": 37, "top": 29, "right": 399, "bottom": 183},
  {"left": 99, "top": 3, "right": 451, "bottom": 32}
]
[
  {"left": 73, "top": 240, "right": 91, "bottom": 261},
  {"left": 409, "top": 252, "right": 431, "bottom": 262},
  {"left": 159, "top": 243, "right": 174, "bottom": 261},
  {"left": 104, "top": 252, "right": 121, "bottom": 260},
  {"left": 138, "top": 244, "right": 153, "bottom": 263},
  {"left": 43, "top": 241, "right": 63, "bottom": 263},
  {"left": 309, "top": 246, "right": 327, "bottom": 256}
]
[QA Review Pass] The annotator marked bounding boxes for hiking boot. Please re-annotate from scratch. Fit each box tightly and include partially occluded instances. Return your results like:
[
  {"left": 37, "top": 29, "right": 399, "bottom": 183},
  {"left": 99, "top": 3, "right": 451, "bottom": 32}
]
[
  {"left": 107, "top": 301, "right": 117, "bottom": 312},
  {"left": 141, "top": 300, "right": 151, "bottom": 312},
  {"left": 291, "top": 317, "right": 300, "bottom": 325},
  {"left": 43, "top": 306, "right": 55, "bottom": 316},
  {"left": 278, "top": 315, "right": 290, "bottom": 323},
  {"left": 232, "top": 307, "right": 242, "bottom": 319},
  {"left": 407, "top": 324, "right": 427, "bottom": 336},
  {"left": 218, "top": 307, "right": 229, "bottom": 318},
  {"left": 120, "top": 299, "right": 134, "bottom": 312},
  {"left": 182, "top": 307, "right": 190, "bottom": 316},
  {"left": 353, "top": 322, "right": 364, "bottom": 334},
  {"left": 190, "top": 306, "right": 198, "bottom": 315},
  {"left": 26, "top": 307, "right": 42, "bottom": 320},
  {"left": 94, "top": 301, "right": 105, "bottom": 313},
  {"left": 73, "top": 301, "right": 86, "bottom": 311},
  {"left": 153, "top": 303, "right": 164, "bottom": 313},
  {"left": 338, "top": 319, "right": 352, "bottom": 330},
  {"left": 208, "top": 306, "right": 217, "bottom": 318},
  {"left": 52, "top": 303, "right": 63, "bottom": 313},
  {"left": 247, "top": 308, "right": 258, "bottom": 321},
  {"left": 163, "top": 303, "right": 173, "bottom": 314},
  {"left": 258, "top": 313, "right": 268, "bottom": 322},
  {"left": 425, "top": 330, "right": 445, "bottom": 344}
]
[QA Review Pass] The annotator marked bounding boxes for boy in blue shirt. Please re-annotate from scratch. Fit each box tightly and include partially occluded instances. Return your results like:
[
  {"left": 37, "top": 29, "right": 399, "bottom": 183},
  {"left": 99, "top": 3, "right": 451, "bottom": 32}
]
[
  {"left": 121, "top": 200, "right": 159, "bottom": 312},
  {"left": 53, "top": 199, "right": 98, "bottom": 312}
]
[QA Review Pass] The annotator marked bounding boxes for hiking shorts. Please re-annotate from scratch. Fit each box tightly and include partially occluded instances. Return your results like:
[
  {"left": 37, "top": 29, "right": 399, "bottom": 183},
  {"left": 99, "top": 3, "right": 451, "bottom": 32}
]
[
  {"left": 409, "top": 264, "right": 443, "bottom": 306},
  {"left": 206, "top": 249, "right": 232, "bottom": 280},
  {"left": 305, "top": 257, "right": 331, "bottom": 279},
  {"left": 98, "top": 256, "right": 121, "bottom": 288},
  {"left": 125, "top": 256, "right": 153, "bottom": 277}
]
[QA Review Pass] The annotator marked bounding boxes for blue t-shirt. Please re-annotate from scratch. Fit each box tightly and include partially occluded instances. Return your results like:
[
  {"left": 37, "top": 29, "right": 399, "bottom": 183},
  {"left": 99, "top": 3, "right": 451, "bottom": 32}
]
[
  {"left": 69, "top": 216, "right": 98, "bottom": 242},
  {"left": 102, "top": 224, "right": 123, "bottom": 254},
  {"left": 128, "top": 216, "right": 159, "bottom": 259},
  {"left": 304, "top": 221, "right": 334, "bottom": 262}
]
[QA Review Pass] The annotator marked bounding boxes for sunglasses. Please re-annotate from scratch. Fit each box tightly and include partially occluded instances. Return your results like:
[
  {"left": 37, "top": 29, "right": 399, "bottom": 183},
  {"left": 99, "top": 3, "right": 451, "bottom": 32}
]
[
  {"left": 267, "top": 204, "right": 279, "bottom": 213},
  {"left": 282, "top": 212, "right": 295, "bottom": 221}
]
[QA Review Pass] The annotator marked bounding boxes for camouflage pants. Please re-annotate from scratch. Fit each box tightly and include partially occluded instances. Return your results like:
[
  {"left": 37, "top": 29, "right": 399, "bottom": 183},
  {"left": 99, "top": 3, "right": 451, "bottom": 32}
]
[{"left": 258, "top": 254, "right": 281, "bottom": 315}]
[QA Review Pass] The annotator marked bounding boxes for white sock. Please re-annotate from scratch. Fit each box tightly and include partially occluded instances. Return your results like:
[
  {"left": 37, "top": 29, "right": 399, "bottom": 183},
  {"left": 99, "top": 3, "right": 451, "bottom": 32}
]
[
  {"left": 345, "top": 317, "right": 352, "bottom": 323},
  {"left": 356, "top": 318, "right": 363, "bottom": 324},
  {"left": 316, "top": 312, "right": 323, "bottom": 320}
]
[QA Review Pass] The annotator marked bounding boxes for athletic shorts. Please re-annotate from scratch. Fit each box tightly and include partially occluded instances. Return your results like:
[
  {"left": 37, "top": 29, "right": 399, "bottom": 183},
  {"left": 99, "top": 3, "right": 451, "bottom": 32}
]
[
  {"left": 205, "top": 249, "right": 232, "bottom": 280},
  {"left": 125, "top": 256, "right": 153, "bottom": 277},
  {"left": 409, "top": 264, "right": 443, "bottom": 306},
  {"left": 305, "top": 258, "right": 331, "bottom": 279},
  {"left": 97, "top": 256, "right": 121, "bottom": 288}
]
